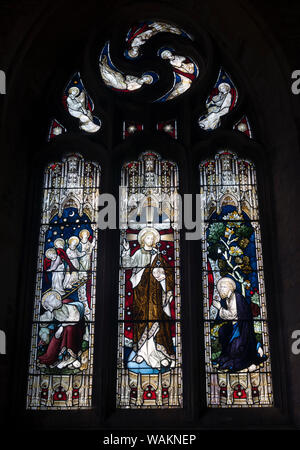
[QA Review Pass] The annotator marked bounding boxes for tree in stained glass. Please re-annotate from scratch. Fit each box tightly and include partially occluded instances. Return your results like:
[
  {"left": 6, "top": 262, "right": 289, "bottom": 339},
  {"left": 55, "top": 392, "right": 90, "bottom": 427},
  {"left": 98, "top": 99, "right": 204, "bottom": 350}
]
[
  {"left": 26, "top": 153, "right": 100, "bottom": 409},
  {"left": 200, "top": 150, "right": 273, "bottom": 407},
  {"left": 117, "top": 151, "right": 182, "bottom": 408}
]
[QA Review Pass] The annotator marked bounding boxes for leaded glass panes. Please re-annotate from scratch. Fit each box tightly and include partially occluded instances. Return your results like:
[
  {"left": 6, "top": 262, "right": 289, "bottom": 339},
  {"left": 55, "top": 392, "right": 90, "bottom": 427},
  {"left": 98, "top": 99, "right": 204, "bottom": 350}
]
[
  {"left": 198, "top": 68, "right": 238, "bottom": 131},
  {"left": 99, "top": 21, "right": 199, "bottom": 102},
  {"left": 99, "top": 41, "right": 158, "bottom": 93},
  {"left": 63, "top": 72, "right": 101, "bottom": 133},
  {"left": 116, "top": 151, "right": 182, "bottom": 408},
  {"left": 154, "top": 48, "right": 199, "bottom": 102},
  {"left": 26, "top": 153, "right": 100, "bottom": 409},
  {"left": 27, "top": 15, "right": 275, "bottom": 416},
  {"left": 124, "top": 21, "right": 189, "bottom": 60},
  {"left": 200, "top": 150, "right": 273, "bottom": 407},
  {"left": 156, "top": 120, "right": 177, "bottom": 139},
  {"left": 233, "top": 116, "right": 253, "bottom": 138},
  {"left": 123, "top": 121, "right": 144, "bottom": 139},
  {"left": 48, "top": 119, "right": 66, "bottom": 141}
]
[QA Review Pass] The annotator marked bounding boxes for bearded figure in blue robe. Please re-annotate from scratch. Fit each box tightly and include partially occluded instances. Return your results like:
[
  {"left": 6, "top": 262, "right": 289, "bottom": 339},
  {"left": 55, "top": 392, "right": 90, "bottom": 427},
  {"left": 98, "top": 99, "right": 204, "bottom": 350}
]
[{"left": 213, "top": 277, "right": 267, "bottom": 371}]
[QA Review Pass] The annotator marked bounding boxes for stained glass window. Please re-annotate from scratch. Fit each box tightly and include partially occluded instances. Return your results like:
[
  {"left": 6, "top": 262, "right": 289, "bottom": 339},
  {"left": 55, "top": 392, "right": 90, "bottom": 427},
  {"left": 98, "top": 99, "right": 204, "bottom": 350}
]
[
  {"left": 25, "top": 12, "right": 276, "bottom": 417},
  {"left": 116, "top": 151, "right": 182, "bottom": 408},
  {"left": 198, "top": 68, "right": 238, "bottom": 131},
  {"left": 48, "top": 119, "right": 67, "bottom": 141},
  {"left": 200, "top": 150, "right": 273, "bottom": 407},
  {"left": 99, "top": 21, "right": 199, "bottom": 102},
  {"left": 233, "top": 116, "right": 253, "bottom": 138},
  {"left": 63, "top": 72, "right": 101, "bottom": 133},
  {"left": 123, "top": 121, "right": 144, "bottom": 139},
  {"left": 124, "top": 21, "right": 189, "bottom": 60},
  {"left": 156, "top": 120, "right": 177, "bottom": 139},
  {"left": 26, "top": 153, "right": 100, "bottom": 409},
  {"left": 154, "top": 48, "right": 199, "bottom": 102},
  {"left": 99, "top": 41, "right": 158, "bottom": 93}
]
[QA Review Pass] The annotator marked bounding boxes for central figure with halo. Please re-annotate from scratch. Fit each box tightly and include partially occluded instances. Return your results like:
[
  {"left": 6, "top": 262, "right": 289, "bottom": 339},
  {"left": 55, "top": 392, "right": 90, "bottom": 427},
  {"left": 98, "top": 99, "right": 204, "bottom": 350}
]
[{"left": 122, "top": 227, "right": 175, "bottom": 371}]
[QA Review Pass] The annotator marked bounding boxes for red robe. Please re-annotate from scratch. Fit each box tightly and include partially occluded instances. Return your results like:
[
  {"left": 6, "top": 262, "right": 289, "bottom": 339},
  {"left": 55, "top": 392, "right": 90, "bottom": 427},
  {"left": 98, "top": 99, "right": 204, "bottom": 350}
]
[{"left": 38, "top": 299, "right": 85, "bottom": 366}]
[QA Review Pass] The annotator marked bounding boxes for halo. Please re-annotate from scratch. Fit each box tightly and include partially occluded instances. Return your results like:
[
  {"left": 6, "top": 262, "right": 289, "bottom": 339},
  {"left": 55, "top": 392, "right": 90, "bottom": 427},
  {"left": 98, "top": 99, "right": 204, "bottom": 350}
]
[
  {"left": 137, "top": 227, "right": 160, "bottom": 245},
  {"left": 68, "top": 86, "right": 80, "bottom": 95},
  {"left": 217, "top": 277, "right": 236, "bottom": 292},
  {"left": 158, "top": 47, "right": 174, "bottom": 59},
  {"left": 54, "top": 238, "right": 65, "bottom": 248},
  {"left": 41, "top": 290, "right": 62, "bottom": 307},
  {"left": 218, "top": 82, "right": 231, "bottom": 92},
  {"left": 45, "top": 247, "right": 56, "bottom": 258},
  {"left": 79, "top": 229, "right": 90, "bottom": 239},
  {"left": 68, "top": 236, "right": 79, "bottom": 246}
]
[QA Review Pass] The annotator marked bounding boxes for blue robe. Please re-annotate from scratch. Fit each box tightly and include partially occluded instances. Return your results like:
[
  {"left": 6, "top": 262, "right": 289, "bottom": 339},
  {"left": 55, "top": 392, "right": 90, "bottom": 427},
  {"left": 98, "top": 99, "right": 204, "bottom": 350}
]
[{"left": 215, "top": 292, "right": 265, "bottom": 371}]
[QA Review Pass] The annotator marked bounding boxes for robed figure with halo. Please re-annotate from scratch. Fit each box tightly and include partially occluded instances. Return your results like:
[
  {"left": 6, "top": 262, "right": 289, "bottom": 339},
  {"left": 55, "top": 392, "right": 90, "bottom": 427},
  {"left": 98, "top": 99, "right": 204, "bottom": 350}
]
[{"left": 122, "top": 227, "right": 175, "bottom": 370}]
